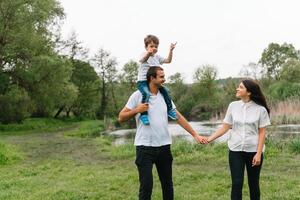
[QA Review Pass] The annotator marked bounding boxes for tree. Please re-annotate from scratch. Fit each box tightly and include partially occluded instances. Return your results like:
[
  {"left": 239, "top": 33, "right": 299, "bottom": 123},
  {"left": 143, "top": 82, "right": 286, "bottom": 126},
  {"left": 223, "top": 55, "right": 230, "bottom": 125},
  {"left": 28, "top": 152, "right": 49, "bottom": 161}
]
[
  {"left": 70, "top": 60, "right": 100, "bottom": 118},
  {"left": 193, "top": 64, "right": 218, "bottom": 98},
  {"left": 92, "top": 48, "right": 118, "bottom": 118},
  {"left": 26, "top": 55, "right": 77, "bottom": 117},
  {"left": 239, "top": 62, "right": 262, "bottom": 80},
  {"left": 279, "top": 59, "right": 300, "bottom": 83},
  {"left": 0, "top": 0, "right": 68, "bottom": 122},
  {"left": 58, "top": 31, "right": 89, "bottom": 61},
  {"left": 0, "top": 0, "right": 64, "bottom": 70},
  {"left": 167, "top": 72, "right": 187, "bottom": 102},
  {"left": 190, "top": 65, "right": 220, "bottom": 120},
  {"left": 120, "top": 60, "right": 138, "bottom": 90},
  {"left": 259, "top": 43, "right": 300, "bottom": 79},
  {"left": 0, "top": 85, "right": 32, "bottom": 123}
]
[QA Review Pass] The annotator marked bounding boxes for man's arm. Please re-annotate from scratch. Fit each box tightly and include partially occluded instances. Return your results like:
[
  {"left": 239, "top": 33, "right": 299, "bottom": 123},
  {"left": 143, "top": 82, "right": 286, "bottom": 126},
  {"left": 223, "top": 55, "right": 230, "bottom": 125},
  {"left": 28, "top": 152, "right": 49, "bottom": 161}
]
[
  {"left": 118, "top": 103, "right": 149, "bottom": 122},
  {"left": 164, "top": 42, "right": 176, "bottom": 63},
  {"left": 176, "top": 110, "right": 208, "bottom": 144}
]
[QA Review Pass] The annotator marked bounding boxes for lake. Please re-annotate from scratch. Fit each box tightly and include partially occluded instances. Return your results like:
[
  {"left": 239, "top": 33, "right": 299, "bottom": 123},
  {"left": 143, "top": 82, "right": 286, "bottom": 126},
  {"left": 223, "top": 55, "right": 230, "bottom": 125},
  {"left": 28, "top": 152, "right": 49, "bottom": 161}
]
[{"left": 108, "top": 121, "right": 300, "bottom": 145}]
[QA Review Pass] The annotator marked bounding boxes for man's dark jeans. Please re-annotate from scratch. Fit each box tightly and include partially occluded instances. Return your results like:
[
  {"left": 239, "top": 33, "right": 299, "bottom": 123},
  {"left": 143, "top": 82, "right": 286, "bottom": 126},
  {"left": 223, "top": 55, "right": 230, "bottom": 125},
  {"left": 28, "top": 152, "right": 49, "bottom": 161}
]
[
  {"left": 229, "top": 150, "right": 263, "bottom": 200},
  {"left": 135, "top": 145, "right": 174, "bottom": 200}
]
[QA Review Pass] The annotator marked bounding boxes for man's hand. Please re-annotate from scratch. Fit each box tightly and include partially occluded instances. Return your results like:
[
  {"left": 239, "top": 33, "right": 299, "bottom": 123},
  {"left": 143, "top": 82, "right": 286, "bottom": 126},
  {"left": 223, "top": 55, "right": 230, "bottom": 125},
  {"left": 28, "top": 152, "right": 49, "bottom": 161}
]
[
  {"left": 135, "top": 103, "right": 149, "bottom": 113},
  {"left": 194, "top": 134, "right": 208, "bottom": 144},
  {"left": 170, "top": 42, "right": 177, "bottom": 51}
]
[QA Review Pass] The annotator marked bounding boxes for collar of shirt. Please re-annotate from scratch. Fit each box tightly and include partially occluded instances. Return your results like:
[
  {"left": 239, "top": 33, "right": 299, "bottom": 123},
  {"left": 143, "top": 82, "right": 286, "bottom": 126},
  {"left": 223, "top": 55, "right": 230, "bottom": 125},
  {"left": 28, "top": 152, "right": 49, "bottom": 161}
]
[{"left": 240, "top": 100, "right": 254, "bottom": 108}]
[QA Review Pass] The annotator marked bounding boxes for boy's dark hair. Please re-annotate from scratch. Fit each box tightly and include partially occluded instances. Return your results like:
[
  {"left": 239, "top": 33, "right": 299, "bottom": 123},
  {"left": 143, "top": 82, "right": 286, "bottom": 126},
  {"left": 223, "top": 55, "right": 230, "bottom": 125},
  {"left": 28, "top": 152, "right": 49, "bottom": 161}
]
[
  {"left": 144, "top": 35, "right": 159, "bottom": 47},
  {"left": 146, "top": 66, "right": 164, "bottom": 83}
]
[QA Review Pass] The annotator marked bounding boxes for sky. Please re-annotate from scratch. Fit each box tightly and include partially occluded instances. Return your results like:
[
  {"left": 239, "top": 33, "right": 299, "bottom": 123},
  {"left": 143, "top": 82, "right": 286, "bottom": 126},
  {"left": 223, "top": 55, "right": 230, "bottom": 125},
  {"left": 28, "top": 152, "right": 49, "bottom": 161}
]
[{"left": 58, "top": 0, "right": 300, "bottom": 83}]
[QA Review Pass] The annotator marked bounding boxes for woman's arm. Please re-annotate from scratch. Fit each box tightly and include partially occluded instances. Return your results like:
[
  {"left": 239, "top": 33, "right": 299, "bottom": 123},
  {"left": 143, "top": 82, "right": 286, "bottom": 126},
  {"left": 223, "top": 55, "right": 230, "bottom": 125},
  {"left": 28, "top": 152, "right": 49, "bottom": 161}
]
[
  {"left": 252, "top": 127, "right": 266, "bottom": 166},
  {"left": 207, "top": 123, "right": 231, "bottom": 142},
  {"left": 176, "top": 110, "right": 208, "bottom": 144}
]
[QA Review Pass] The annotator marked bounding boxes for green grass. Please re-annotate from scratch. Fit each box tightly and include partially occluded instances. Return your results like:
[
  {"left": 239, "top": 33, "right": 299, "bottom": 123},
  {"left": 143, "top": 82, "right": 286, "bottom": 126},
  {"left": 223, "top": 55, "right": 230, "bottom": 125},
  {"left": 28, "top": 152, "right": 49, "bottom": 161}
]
[
  {"left": 0, "top": 142, "right": 22, "bottom": 165},
  {"left": 0, "top": 119, "right": 299, "bottom": 199},
  {"left": 0, "top": 118, "right": 77, "bottom": 135}
]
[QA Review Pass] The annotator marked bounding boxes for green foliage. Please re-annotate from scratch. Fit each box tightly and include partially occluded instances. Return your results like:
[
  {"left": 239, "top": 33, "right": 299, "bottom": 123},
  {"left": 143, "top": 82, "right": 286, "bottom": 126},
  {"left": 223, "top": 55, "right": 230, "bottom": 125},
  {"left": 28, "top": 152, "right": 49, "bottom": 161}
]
[
  {"left": 289, "top": 138, "right": 300, "bottom": 154},
  {"left": 93, "top": 48, "right": 118, "bottom": 118},
  {"left": 0, "top": 85, "right": 33, "bottom": 124},
  {"left": 0, "top": 0, "right": 64, "bottom": 68},
  {"left": 279, "top": 59, "right": 300, "bottom": 82},
  {"left": 26, "top": 55, "right": 77, "bottom": 117},
  {"left": 189, "top": 65, "right": 221, "bottom": 120},
  {"left": 0, "top": 142, "right": 22, "bottom": 165},
  {"left": 71, "top": 60, "right": 100, "bottom": 118},
  {"left": 259, "top": 43, "right": 300, "bottom": 79},
  {"left": 119, "top": 60, "right": 138, "bottom": 90},
  {"left": 267, "top": 81, "right": 300, "bottom": 100}
]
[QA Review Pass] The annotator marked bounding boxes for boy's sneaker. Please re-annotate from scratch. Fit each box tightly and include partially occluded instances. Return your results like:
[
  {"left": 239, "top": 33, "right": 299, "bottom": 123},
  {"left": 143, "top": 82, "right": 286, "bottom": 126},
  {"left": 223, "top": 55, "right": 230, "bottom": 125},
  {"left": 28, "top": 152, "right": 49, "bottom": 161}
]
[
  {"left": 168, "top": 109, "right": 177, "bottom": 120},
  {"left": 140, "top": 115, "right": 150, "bottom": 125}
]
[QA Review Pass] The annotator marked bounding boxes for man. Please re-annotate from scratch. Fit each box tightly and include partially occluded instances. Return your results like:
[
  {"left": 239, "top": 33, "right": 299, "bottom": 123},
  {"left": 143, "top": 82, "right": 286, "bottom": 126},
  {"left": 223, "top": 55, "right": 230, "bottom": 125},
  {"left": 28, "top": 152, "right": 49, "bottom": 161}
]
[{"left": 118, "top": 66, "right": 207, "bottom": 200}]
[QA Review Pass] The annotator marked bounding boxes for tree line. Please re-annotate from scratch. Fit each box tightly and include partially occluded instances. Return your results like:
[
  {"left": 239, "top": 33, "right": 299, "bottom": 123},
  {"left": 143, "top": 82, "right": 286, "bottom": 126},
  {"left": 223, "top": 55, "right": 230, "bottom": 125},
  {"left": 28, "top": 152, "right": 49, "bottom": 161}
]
[{"left": 0, "top": 0, "right": 299, "bottom": 124}]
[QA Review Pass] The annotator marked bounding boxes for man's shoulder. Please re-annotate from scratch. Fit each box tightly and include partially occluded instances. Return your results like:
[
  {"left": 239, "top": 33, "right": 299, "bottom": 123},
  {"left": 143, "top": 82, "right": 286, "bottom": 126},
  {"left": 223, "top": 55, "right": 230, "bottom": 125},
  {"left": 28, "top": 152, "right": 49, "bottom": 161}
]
[{"left": 129, "top": 90, "right": 142, "bottom": 99}]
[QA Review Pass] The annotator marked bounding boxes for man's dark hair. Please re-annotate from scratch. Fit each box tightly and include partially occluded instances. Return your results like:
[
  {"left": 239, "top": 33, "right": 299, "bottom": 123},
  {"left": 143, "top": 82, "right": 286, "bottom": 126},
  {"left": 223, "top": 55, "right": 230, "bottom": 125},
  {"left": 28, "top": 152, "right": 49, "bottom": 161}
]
[{"left": 146, "top": 66, "right": 164, "bottom": 83}]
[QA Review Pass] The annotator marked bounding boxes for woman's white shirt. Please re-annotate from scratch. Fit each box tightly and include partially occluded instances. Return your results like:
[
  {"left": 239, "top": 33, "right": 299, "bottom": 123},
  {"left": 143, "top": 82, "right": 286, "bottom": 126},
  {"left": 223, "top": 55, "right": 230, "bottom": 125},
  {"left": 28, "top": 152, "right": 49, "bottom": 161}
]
[{"left": 224, "top": 100, "right": 271, "bottom": 152}]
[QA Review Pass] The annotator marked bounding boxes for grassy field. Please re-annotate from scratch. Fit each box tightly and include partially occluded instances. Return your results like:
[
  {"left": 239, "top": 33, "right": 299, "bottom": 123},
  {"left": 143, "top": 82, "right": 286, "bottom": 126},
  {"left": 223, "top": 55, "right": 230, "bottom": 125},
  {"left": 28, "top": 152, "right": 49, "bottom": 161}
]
[{"left": 0, "top": 119, "right": 300, "bottom": 200}]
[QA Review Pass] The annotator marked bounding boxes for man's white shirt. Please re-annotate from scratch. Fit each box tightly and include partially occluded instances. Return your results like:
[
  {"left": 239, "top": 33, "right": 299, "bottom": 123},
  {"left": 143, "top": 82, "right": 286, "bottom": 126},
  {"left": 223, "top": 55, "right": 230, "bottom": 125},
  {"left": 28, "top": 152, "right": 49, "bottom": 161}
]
[{"left": 126, "top": 90, "right": 175, "bottom": 147}]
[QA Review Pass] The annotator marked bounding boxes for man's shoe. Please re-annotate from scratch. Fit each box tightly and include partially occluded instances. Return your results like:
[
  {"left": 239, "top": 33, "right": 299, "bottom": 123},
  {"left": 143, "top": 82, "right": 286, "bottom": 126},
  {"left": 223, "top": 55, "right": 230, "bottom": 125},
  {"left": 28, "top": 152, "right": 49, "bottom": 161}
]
[
  {"left": 168, "top": 109, "right": 177, "bottom": 120},
  {"left": 140, "top": 115, "right": 150, "bottom": 125}
]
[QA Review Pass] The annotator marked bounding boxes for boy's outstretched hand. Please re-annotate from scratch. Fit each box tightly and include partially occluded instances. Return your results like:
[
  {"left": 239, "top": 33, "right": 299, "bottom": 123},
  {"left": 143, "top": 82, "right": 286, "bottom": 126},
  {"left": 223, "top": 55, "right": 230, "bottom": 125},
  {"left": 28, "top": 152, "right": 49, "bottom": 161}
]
[{"left": 170, "top": 42, "right": 177, "bottom": 51}]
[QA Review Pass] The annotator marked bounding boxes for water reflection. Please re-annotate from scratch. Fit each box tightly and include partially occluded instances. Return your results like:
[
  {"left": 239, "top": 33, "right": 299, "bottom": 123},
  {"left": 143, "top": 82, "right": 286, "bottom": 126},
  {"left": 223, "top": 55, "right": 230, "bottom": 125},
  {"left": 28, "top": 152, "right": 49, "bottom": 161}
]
[{"left": 108, "top": 122, "right": 300, "bottom": 145}]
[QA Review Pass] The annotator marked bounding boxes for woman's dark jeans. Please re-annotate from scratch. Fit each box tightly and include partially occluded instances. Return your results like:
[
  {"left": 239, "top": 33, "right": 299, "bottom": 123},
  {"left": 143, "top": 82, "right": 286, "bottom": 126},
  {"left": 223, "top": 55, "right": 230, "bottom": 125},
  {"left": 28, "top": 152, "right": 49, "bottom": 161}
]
[{"left": 229, "top": 150, "right": 263, "bottom": 200}]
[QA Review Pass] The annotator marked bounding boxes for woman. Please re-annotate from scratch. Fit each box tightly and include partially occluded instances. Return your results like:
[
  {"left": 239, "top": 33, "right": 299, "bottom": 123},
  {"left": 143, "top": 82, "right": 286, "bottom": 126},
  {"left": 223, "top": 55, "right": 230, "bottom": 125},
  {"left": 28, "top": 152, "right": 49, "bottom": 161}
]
[{"left": 207, "top": 79, "right": 271, "bottom": 200}]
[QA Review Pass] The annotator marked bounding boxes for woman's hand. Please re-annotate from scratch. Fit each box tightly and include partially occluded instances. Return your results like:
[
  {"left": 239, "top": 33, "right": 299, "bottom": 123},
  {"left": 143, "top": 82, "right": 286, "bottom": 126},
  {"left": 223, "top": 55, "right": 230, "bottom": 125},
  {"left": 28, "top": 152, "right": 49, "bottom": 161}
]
[{"left": 252, "top": 153, "right": 262, "bottom": 166}]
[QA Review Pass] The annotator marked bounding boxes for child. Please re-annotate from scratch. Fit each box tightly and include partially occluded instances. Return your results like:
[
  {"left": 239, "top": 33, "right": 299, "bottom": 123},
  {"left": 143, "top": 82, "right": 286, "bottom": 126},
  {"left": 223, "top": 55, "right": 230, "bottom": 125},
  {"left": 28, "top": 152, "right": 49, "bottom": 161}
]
[{"left": 137, "top": 34, "right": 177, "bottom": 125}]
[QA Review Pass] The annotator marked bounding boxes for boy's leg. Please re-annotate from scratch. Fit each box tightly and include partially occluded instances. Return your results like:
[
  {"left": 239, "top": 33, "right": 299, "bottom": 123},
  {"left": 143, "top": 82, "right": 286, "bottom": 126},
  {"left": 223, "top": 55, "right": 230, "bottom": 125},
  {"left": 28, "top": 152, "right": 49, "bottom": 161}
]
[
  {"left": 159, "top": 86, "right": 173, "bottom": 111},
  {"left": 137, "top": 81, "right": 150, "bottom": 125},
  {"left": 245, "top": 152, "right": 263, "bottom": 200},
  {"left": 159, "top": 86, "right": 177, "bottom": 120}
]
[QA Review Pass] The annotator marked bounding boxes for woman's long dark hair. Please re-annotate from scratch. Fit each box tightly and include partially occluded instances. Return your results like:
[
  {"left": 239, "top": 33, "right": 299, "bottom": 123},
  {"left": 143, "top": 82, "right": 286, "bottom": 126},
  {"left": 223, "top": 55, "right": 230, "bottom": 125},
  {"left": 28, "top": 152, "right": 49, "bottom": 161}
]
[{"left": 242, "top": 79, "right": 270, "bottom": 115}]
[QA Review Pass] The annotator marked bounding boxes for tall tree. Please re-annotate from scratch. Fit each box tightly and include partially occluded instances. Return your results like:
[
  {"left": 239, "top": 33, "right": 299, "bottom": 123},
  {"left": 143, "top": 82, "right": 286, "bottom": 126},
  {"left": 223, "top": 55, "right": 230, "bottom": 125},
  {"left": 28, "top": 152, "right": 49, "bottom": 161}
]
[
  {"left": 93, "top": 48, "right": 117, "bottom": 118},
  {"left": 120, "top": 60, "right": 138, "bottom": 90},
  {"left": 239, "top": 62, "right": 262, "bottom": 80},
  {"left": 279, "top": 59, "right": 300, "bottom": 83},
  {"left": 70, "top": 60, "right": 100, "bottom": 118},
  {"left": 259, "top": 43, "right": 300, "bottom": 79}
]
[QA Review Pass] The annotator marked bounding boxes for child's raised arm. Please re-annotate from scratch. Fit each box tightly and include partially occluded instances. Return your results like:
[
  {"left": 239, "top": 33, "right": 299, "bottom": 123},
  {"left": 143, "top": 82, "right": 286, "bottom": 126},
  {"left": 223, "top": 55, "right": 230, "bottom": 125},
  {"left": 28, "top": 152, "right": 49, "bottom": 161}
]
[{"left": 164, "top": 42, "right": 177, "bottom": 64}]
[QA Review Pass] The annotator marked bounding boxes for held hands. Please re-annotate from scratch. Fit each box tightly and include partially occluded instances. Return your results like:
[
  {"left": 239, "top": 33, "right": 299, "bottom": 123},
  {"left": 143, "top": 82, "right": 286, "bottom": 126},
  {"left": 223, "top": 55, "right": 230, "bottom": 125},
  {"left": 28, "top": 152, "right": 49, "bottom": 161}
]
[
  {"left": 194, "top": 134, "right": 208, "bottom": 144},
  {"left": 195, "top": 135, "right": 213, "bottom": 145},
  {"left": 170, "top": 42, "right": 177, "bottom": 51}
]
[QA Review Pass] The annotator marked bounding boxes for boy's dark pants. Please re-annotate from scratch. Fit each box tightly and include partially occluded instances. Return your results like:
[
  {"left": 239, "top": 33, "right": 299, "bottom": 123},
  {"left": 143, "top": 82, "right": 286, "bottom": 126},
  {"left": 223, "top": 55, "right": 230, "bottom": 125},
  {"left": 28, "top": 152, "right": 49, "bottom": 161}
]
[{"left": 135, "top": 145, "right": 174, "bottom": 200}]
